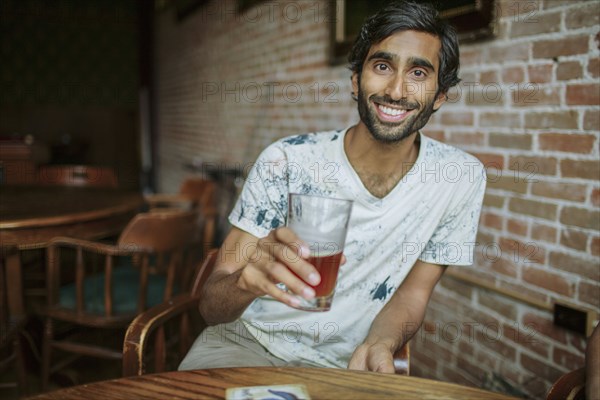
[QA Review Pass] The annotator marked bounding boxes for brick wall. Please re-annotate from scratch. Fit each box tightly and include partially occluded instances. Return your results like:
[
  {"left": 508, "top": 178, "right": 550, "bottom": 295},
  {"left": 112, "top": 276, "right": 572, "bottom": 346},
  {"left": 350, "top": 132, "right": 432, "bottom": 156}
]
[{"left": 155, "top": 1, "right": 599, "bottom": 398}]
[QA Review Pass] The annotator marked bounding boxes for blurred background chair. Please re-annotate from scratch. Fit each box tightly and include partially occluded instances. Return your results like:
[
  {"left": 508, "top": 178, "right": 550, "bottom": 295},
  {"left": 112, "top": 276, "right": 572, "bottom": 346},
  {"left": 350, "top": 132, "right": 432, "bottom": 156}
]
[
  {"left": 37, "top": 165, "right": 118, "bottom": 188},
  {"left": 0, "top": 245, "right": 28, "bottom": 397},
  {"left": 145, "top": 178, "right": 217, "bottom": 260},
  {"left": 546, "top": 367, "right": 586, "bottom": 400},
  {"left": 39, "top": 210, "right": 197, "bottom": 389},
  {"left": 122, "top": 249, "right": 410, "bottom": 377}
]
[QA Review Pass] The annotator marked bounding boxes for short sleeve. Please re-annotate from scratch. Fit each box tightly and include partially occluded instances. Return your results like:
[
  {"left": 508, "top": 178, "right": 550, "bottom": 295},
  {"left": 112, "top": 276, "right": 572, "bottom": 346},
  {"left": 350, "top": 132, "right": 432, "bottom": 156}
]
[
  {"left": 419, "top": 164, "right": 487, "bottom": 266},
  {"left": 228, "top": 144, "right": 289, "bottom": 239}
]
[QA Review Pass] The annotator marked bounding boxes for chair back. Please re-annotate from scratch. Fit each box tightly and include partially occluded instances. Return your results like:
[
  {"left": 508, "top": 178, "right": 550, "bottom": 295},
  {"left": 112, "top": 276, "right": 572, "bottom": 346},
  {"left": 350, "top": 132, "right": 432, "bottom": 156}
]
[
  {"left": 546, "top": 367, "right": 586, "bottom": 400},
  {"left": 45, "top": 210, "right": 198, "bottom": 322},
  {"left": 0, "top": 246, "right": 27, "bottom": 395},
  {"left": 38, "top": 165, "right": 118, "bottom": 188},
  {"left": 179, "top": 178, "right": 217, "bottom": 214},
  {"left": 117, "top": 210, "right": 197, "bottom": 253}
]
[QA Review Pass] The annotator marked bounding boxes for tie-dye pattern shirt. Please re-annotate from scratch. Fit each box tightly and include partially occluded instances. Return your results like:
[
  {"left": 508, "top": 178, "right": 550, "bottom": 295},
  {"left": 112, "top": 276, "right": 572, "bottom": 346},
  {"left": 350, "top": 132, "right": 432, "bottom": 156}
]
[{"left": 228, "top": 127, "right": 486, "bottom": 368}]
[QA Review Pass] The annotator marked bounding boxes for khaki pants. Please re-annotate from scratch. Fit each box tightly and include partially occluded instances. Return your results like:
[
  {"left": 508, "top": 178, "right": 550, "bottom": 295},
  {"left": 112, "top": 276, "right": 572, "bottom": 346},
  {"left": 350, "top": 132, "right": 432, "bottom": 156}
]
[{"left": 179, "top": 321, "right": 299, "bottom": 370}]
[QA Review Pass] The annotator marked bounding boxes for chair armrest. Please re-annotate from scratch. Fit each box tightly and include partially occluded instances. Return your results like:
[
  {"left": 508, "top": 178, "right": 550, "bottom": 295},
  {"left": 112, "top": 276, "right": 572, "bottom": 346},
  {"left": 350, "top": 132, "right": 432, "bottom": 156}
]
[
  {"left": 145, "top": 194, "right": 194, "bottom": 210},
  {"left": 48, "top": 237, "right": 153, "bottom": 256},
  {"left": 122, "top": 294, "right": 201, "bottom": 376},
  {"left": 393, "top": 343, "right": 410, "bottom": 375}
]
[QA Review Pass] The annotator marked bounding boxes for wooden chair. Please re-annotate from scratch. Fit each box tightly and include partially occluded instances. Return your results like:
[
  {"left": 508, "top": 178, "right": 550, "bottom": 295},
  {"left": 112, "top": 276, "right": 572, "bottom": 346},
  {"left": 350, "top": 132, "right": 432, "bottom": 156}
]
[
  {"left": 546, "top": 367, "right": 586, "bottom": 400},
  {"left": 0, "top": 246, "right": 28, "bottom": 396},
  {"left": 145, "top": 178, "right": 218, "bottom": 256},
  {"left": 37, "top": 165, "right": 118, "bottom": 188},
  {"left": 40, "top": 210, "right": 197, "bottom": 389},
  {"left": 122, "top": 249, "right": 410, "bottom": 376}
]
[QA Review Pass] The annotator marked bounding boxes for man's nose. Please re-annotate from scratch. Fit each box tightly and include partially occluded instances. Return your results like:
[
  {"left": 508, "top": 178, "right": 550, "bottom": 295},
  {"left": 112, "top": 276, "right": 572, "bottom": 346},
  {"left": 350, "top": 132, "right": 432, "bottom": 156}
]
[{"left": 384, "top": 73, "right": 406, "bottom": 101}]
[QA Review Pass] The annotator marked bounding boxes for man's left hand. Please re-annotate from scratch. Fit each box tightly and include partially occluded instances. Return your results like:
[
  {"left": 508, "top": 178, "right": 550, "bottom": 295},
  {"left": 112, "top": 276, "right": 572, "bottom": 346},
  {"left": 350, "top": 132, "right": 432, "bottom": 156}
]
[{"left": 348, "top": 342, "right": 395, "bottom": 373}]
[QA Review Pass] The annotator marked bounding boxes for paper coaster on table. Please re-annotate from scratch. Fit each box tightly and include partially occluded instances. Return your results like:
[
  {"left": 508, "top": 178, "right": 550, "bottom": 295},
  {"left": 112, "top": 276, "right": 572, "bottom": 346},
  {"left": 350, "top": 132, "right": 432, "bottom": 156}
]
[{"left": 225, "top": 384, "right": 311, "bottom": 400}]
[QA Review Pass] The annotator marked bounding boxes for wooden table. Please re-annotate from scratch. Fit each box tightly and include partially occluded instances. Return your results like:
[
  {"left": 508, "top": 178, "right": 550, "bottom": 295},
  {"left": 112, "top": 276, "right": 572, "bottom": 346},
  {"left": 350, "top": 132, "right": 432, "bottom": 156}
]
[
  {"left": 0, "top": 186, "right": 143, "bottom": 250},
  {"left": 29, "top": 367, "right": 520, "bottom": 399}
]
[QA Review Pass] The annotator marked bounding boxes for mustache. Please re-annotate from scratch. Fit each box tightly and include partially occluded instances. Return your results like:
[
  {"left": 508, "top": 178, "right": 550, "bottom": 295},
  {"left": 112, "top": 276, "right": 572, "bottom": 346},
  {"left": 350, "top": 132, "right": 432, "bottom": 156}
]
[{"left": 369, "top": 95, "right": 419, "bottom": 109}]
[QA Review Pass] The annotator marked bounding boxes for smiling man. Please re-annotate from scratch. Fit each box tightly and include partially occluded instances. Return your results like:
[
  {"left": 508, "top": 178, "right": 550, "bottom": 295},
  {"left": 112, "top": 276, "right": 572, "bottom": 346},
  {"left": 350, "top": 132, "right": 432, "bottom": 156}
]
[{"left": 180, "top": 1, "right": 486, "bottom": 373}]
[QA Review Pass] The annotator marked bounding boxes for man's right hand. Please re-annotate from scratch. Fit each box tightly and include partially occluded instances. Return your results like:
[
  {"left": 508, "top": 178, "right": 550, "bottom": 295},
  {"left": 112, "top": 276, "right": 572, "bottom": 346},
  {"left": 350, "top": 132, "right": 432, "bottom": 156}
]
[{"left": 236, "top": 227, "right": 321, "bottom": 308}]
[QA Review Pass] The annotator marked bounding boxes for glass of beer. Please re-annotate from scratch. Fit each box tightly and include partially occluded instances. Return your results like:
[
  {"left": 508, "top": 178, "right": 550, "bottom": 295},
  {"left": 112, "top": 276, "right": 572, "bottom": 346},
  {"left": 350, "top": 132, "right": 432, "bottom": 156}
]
[{"left": 286, "top": 193, "right": 353, "bottom": 311}]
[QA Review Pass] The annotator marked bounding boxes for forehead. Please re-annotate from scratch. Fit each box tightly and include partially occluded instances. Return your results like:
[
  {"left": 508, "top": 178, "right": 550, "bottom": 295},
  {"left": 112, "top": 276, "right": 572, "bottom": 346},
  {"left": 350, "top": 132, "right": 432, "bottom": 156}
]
[{"left": 366, "top": 30, "right": 441, "bottom": 69}]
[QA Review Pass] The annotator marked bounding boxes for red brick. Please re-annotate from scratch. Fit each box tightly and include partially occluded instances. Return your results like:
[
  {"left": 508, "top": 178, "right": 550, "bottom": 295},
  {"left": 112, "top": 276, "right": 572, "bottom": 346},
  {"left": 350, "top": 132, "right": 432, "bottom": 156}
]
[
  {"left": 482, "top": 212, "right": 503, "bottom": 230},
  {"left": 475, "top": 330, "right": 516, "bottom": 361},
  {"left": 512, "top": 85, "right": 560, "bottom": 107},
  {"left": 502, "top": 66, "right": 525, "bottom": 84},
  {"left": 479, "top": 70, "right": 499, "bottom": 85},
  {"left": 593, "top": 189, "right": 600, "bottom": 208},
  {"left": 565, "top": 3, "right": 600, "bottom": 29},
  {"left": 488, "top": 174, "right": 528, "bottom": 194},
  {"left": 460, "top": 48, "right": 483, "bottom": 66},
  {"left": 531, "top": 181, "right": 587, "bottom": 202},
  {"left": 490, "top": 257, "right": 517, "bottom": 278},
  {"left": 511, "top": 11, "right": 561, "bottom": 37},
  {"left": 560, "top": 206, "right": 600, "bottom": 230},
  {"left": 507, "top": 218, "right": 528, "bottom": 236},
  {"left": 503, "top": 323, "right": 549, "bottom": 357},
  {"left": 539, "top": 133, "right": 596, "bottom": 154},
  {"left": 523, "top": 266, "right": 573, "bottom": 295},
  {"left": 583, "top": 109, "right": 599, "bottom": 131},
  {"left": 561, "top": 159, "right": 600, "bottom": 180},
  {"left": 480, "top": 293, "right": 518, "bottom": 320},
  {"left": 543, "top": 0, "right": 573, "bottom": 9},
  {"left": 560, "top": 229, "right": 588, "bottom": 252},
  {"left": 556, "top": 61, "right": 583, "bottom": 81},
  {"left": 441, "top": 112, "right": 474, "bottom": 126},
  {"left": 473, "top": 153, "right": 504, "bottom": 170},
  {"left": 528, "top": 64, "right": 553, "bottom": 84},
  {"left": 591, "top": 236, "right": 600, "bottom": 256},
  {"left": 456, "top": 355, "right": 487, "bottom": 381},
  {"left": 448, "top": 132, "right": 484, "bottom": 146},
  {"left": 533, "top": 35, "right": 589, "bottom": 59},
  {"left": 588, "top": 58, "right": 600, "bottom": 78},
  {"left": 553, "top": 347, "right": 585, "bottom": 371},
  {"left": 521, "top": 353, "right": 564, "bottom": 383},
  {"left": 500, "top": 237, "right": 546, "bottom": 264},
  {"left": 489, "top": 132, "right": 532, "bottom": 150},
  {"left": 531, "top": 223, "right": 557, "bottom": 243},
  {"left": 422, "top": 129, "right": 445, "bottom": 142},
  {"left": 483, "top": 193, "right": 504, "bottom": 209},
  {"left": 567, "top": 83, "right": 600, "bottom": 105},
  {"left": 525, "top": 111, "right": 579, "bottom": 130},
  {"left": 509, "top": 198, "right": 557, "bottom": 221},
  {"left": 480, "top": 112, "right": 521, "bottom": 128},
  {"left": 522, "top": 312, "right": 567, "bottom": 344},
  {"left": 579, "top": 281, "right": 600, "bottom": 307},
  {"left": 549, "top": 251, "right": 600, "bottom": 281},
  {"left": 439, "top": 276, "right": 473, "bottom": 300},
  {"left": 509, "top": 155, "right": 558, "bottom": 176},
  {"left": 464, "top": 85, "right": 505, "bottom": 107},
  {"left": 488, "top": 43, "right": 530, "bottom": 63}
]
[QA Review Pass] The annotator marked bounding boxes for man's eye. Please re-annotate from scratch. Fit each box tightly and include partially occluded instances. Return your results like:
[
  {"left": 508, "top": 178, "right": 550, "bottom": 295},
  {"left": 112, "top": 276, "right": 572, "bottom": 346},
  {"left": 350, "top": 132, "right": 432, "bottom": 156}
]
[
  {"left": 375, "top": 63, "right": 389, "bottom": 71},
  {"left": 413, "top": 70, "right": 426, "bottom": 78}
]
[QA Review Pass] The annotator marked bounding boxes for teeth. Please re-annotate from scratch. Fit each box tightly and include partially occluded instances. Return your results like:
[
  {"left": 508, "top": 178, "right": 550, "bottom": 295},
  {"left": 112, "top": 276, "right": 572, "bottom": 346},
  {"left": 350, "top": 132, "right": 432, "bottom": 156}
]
[{"left": 379, "top": 105, "right": 407, "bottom": 116}]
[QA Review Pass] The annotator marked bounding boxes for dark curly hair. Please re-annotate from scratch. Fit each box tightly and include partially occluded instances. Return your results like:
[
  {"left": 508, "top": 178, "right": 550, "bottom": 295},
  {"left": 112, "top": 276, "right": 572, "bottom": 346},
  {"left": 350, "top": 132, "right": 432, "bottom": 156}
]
[{"left": 348, "top": 1, "right": 461, "bottom": 95}]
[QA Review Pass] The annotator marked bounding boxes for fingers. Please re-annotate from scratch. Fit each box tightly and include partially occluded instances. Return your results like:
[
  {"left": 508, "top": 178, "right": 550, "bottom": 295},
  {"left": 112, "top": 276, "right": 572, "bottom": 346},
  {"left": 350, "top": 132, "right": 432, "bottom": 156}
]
[{"left": 236, "top": 227, "right": 320, "bottom": 305}]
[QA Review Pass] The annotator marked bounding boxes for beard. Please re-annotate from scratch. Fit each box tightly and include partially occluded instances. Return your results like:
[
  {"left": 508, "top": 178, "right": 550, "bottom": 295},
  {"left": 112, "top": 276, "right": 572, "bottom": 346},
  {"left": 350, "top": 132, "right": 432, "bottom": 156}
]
[{"left": 356, "top": 80, "right": 437, "bottom": 144}]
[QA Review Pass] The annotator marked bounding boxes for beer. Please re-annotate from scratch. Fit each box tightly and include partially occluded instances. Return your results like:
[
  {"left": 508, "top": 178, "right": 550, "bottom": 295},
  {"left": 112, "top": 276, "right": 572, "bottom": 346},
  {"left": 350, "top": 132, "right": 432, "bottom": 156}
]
[{"left": 306, "top": 252, "right": 343, "bottom": 296}]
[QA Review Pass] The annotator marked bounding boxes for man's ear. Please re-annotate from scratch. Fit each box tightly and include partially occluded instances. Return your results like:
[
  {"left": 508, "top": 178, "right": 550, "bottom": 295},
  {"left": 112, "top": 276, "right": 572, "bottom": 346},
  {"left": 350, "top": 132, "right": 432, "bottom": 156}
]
[
  {"left": 351, "top": 72, "right": 359, "bottom": 98},
  {"left": 433, "top": 90, "right": 447, "bottom": 111}
]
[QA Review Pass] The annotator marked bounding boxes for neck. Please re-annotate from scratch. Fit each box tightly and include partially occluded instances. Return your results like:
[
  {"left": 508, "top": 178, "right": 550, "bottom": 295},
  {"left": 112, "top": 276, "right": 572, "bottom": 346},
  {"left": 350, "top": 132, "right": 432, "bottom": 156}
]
[{"left": 344, "top": 122, "right": 421, "bottom": 198}]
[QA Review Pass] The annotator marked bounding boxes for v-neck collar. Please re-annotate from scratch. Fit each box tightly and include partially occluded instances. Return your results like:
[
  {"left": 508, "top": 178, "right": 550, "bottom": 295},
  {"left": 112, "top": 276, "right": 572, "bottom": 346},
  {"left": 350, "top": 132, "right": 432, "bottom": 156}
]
[{"left": 336, "top": 127, "right": 428, "bottom": 210}]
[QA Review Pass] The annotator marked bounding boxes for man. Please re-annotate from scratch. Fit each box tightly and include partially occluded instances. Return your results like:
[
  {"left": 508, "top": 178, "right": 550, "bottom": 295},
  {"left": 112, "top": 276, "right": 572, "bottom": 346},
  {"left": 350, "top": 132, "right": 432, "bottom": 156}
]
[{"left": 180, "top": 1, "right": 486, "bottom": 373}]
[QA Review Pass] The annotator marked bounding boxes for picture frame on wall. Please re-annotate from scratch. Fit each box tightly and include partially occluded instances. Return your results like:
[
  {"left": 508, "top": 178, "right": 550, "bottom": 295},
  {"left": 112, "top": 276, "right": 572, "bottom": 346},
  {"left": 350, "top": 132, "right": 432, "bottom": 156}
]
[{"left": 330, "top": 0, "right": 496, "bottom": 65}]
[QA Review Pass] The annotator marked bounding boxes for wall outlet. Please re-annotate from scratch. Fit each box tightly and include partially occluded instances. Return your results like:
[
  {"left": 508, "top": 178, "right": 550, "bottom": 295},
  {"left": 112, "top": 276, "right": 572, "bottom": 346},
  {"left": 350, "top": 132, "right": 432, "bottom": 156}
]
[{"left": 553, "top": 302, "right": 598, "bottom": 336}]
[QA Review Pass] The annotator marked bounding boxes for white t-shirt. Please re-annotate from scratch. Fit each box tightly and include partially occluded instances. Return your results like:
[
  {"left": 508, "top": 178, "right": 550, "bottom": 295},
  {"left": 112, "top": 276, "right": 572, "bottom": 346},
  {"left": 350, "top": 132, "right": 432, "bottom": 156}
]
[{"left": 228, "top": 128, "right": 486, "bottom": 368}]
